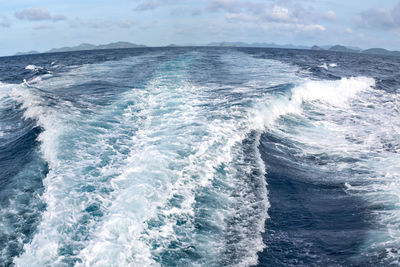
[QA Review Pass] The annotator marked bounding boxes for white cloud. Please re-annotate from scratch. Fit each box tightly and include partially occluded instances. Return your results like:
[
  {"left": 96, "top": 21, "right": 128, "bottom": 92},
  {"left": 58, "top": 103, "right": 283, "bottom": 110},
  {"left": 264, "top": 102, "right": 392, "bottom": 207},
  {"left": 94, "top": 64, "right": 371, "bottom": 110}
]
[
  {"left": 34, "top": 24, "right": 54, "bottom": 30},
  {"left": 207, "top": 0, "right": 242, "bottom": 13},
  {"left": 345, "top": 27, "right": 353, "bottom": 34},
  {"left": 15, "top": 7, "right": 67, "bottom": 22},
  {"left": 226, "top": 13, "right": 253, "bottom": 22},
  {"left": 133, "top": 0, "right": 183, "bottom": 11},
  {"left": 0, "top": 15, "right": 10, "bottom": 28},
  {"left": 298, "top": 24, "right": 326, "bottom": 32},
  {"left": 322, "top": 10, "right": 337, "bottom": 21},
  {"left": 267, "top": 5, "right": 291, "bottom": 22},
  {"left": 211, "top": 1, "right": 326, "bottom": 36},
  {"left": 357, "top": 2, "right": 400, "bottom": 30},
  {"left": 69, "top": 18, "right": 137, "bottom": 29},
  {"left": 15, "top": 7, "right": 51, "bottom": 21},
  {"left": 116, "top": 19, "right": 136, "bottom": 29},
  {"left": 134, "top": 0, "right": 161, "bottom": 11},
  {"left": 52, "top": 15, "right": 67, "bottom": 22}
]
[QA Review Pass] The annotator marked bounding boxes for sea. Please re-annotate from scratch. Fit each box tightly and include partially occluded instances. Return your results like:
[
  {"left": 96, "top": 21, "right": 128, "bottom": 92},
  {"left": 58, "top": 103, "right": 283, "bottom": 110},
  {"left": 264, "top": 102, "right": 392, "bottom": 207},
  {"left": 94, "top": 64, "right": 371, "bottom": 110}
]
[{"left": 0, "top": 47, "right": 399, "bottom": 266}]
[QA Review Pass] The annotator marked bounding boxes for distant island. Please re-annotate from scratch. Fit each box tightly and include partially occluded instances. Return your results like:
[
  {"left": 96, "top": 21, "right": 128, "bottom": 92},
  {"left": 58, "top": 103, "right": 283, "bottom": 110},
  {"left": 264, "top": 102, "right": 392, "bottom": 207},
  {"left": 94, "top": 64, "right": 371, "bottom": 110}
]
[
  {"left": 15, "top": 41, "right": 146, "bottom": 55},
  {"left": 206, "top": 42, "right": 400, "bottom": 56},
  {"left": 327, "top": 45, "right": 400, "bottom": 56},
  {"left": 328, "top": 45, "right": 359, "bottom": 53},
  {"left": 14, "top": 41, "right": 400, "bottom": 57},
  {"left": 206, "top": 42, "right": 310, "bottom": 50},
  {"left": 14, "top": 50, "right": 40, "bottom": 56}
]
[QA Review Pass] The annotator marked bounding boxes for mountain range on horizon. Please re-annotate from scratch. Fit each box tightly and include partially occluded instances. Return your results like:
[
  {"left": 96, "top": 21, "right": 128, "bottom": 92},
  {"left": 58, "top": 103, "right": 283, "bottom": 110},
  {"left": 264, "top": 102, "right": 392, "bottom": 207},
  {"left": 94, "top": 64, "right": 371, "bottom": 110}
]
[
  {"left": 207, "top": 42, "right": 400, "bottom": 56},
  {"left": 14, "top": 41, "right": 146, "bottom": 56},
  {"left": 13, "top": 41, "right": 400, "bottom": 57}
]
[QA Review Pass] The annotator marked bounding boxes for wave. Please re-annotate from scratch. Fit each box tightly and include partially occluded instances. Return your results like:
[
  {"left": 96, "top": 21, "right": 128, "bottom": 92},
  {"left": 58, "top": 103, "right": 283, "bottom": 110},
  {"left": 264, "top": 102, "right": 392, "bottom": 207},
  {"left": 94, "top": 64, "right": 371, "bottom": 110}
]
[
  {"left": 251, "top": 76, "right": 375, "bottom": 131},
  {"left": 25, "top": 65, "right": 43, "bottom": 71},
  {"left": 260, "top": 73, "right": 400, "bottom": 264},
  {"left": 0, "top": 81, "right": 48, "bottom": 265},
  {"left": 12, "top": 61, "right": 145, "bottom": 265},
  {"left": 6, "top": 50, "right": 381, "bottom": 266},
  {"left": 318, "top": 63, "right": 328, "bottom": 70},
  {"left": 73, "top": 53, "right": 272, "bottom": 266},
  {"left": 10, "top": 52, "right": 272, "bottom": 265},
  {"left": 0, "top": 81, "right": 15, "bottom": 103}
]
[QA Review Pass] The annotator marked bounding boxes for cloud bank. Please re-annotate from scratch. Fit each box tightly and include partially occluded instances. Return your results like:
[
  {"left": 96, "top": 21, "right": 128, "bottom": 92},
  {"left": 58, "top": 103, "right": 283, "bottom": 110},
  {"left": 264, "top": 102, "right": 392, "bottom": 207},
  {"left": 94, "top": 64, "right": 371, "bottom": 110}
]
[
  {"left": 15, "top": 7, "right": 67, "bottom": 22},
  {"left": 357, "top": 2, "right": 400, "bottom": 30}
]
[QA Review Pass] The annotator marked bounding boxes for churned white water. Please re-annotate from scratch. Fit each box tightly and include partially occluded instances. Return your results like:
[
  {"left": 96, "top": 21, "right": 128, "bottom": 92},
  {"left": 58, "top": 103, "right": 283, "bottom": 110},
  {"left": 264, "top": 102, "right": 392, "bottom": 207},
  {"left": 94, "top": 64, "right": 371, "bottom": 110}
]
[{"left": 3, "top": 49, "right": 397, "bottom": 266}]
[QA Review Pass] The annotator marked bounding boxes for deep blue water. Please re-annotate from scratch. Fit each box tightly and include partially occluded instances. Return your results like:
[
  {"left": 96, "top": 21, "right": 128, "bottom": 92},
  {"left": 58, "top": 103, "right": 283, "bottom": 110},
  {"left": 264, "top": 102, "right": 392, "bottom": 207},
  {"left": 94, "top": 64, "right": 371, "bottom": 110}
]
[{"left": 0, "top": 47, "right": 399, "bottom": 266}]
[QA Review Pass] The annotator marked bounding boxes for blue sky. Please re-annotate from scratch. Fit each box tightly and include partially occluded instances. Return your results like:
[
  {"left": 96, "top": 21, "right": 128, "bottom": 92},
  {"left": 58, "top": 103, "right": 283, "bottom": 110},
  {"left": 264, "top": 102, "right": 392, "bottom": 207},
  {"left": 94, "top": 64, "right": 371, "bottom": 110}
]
[{"left": 1, "top": 0, "right": 400, "bottom": 56}]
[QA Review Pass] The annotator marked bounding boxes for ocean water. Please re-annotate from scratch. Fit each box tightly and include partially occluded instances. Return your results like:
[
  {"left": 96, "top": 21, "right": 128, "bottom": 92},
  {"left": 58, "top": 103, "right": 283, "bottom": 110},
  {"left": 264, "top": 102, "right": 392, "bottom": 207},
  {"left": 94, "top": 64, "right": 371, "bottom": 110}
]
[{"left": 0, "top": 47, "right": 399, "bottom": 266}]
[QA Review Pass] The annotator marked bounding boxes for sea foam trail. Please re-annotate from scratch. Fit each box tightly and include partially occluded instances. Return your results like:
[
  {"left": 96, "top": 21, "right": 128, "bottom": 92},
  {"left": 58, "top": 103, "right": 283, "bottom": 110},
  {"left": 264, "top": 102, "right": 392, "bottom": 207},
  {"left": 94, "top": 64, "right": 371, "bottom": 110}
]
[
  {"left": 12, "top": 51, "right": 285, "bottom": 266},
  {"left": 262, "top": 73, "right": 400, "bottom": 264},
  {"left": 12, "top": 49, "right": 377, "bottom": 266},
  {"left": 337, "top": 88, "right": 400, "bottom": 264},
  {"left": 13, "top": 54, "right": 165, "bottom": 266},
  {"left": 76, "top": 52, "right": 276, "bottom": 266},
  {"left": 252, "top": 76, "right": 375, "bottom": 130},
  {"left": 75, "top": 56, "right": 374, "bottom": 266}
]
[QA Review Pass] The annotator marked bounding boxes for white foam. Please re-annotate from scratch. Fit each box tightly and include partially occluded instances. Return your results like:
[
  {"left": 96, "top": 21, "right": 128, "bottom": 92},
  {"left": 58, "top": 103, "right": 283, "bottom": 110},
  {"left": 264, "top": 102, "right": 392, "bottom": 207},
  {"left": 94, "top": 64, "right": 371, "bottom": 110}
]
[
  {"left": 12, "top": 61, "right": 138, "bottom": 265},
  {"left": 64, "top": 52, "right": 281, "bottom": 265},
  {"left": 251, "top": 76, "right": 375, "bottom": 131},
  {"left": 264, "top": 74, "right": 400, "bottom": 262},
  {"left": 10, "top": 85, "right": 62, "bottom": 165},
  {"left": 76, "top": 54, "right": 267, "bottom": 265},
  {"left": 12, "top": 53, "right": 173, "bottom": 265},
  {"left": 12, "top": 50, "right": 377, "bottom": 266},
  {"left": 0, "top": 81, "right": 15, "bottom": 103},
  {"left": 76, "top": 56, "right": 375, "bottom": 266},
  {"left": 25, "top": 64, "right": 43, "bottom": 71},
  {"left": 318, "top": 63, "right": 328, "bottom": 70}
]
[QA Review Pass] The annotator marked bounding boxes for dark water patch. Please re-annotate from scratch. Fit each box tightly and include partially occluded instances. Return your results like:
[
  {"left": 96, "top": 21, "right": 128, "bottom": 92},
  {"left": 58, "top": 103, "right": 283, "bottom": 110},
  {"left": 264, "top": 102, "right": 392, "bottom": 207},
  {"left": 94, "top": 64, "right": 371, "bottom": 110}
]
[
  {"left": 0, "top": 125, "right": 41, "bottom": 187},
  {"left": 0, "top": 159, "right": 47, "bottom": 266},
  {"left": 0, "top": 149, "right": 47, "bottom": 265},
  {"left": 256, "top": 132, "right": 375, "bottom": 266},
  {"left": 0, "top": 101, "right": 47, "bottom": 264}
]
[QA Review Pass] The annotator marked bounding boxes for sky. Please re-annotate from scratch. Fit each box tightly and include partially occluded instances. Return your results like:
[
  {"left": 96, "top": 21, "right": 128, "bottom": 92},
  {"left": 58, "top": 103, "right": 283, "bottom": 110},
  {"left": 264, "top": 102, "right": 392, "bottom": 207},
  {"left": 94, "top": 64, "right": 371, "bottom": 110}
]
[{"left": 1, "top": 0, "right": 400, "bottom": 56}]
